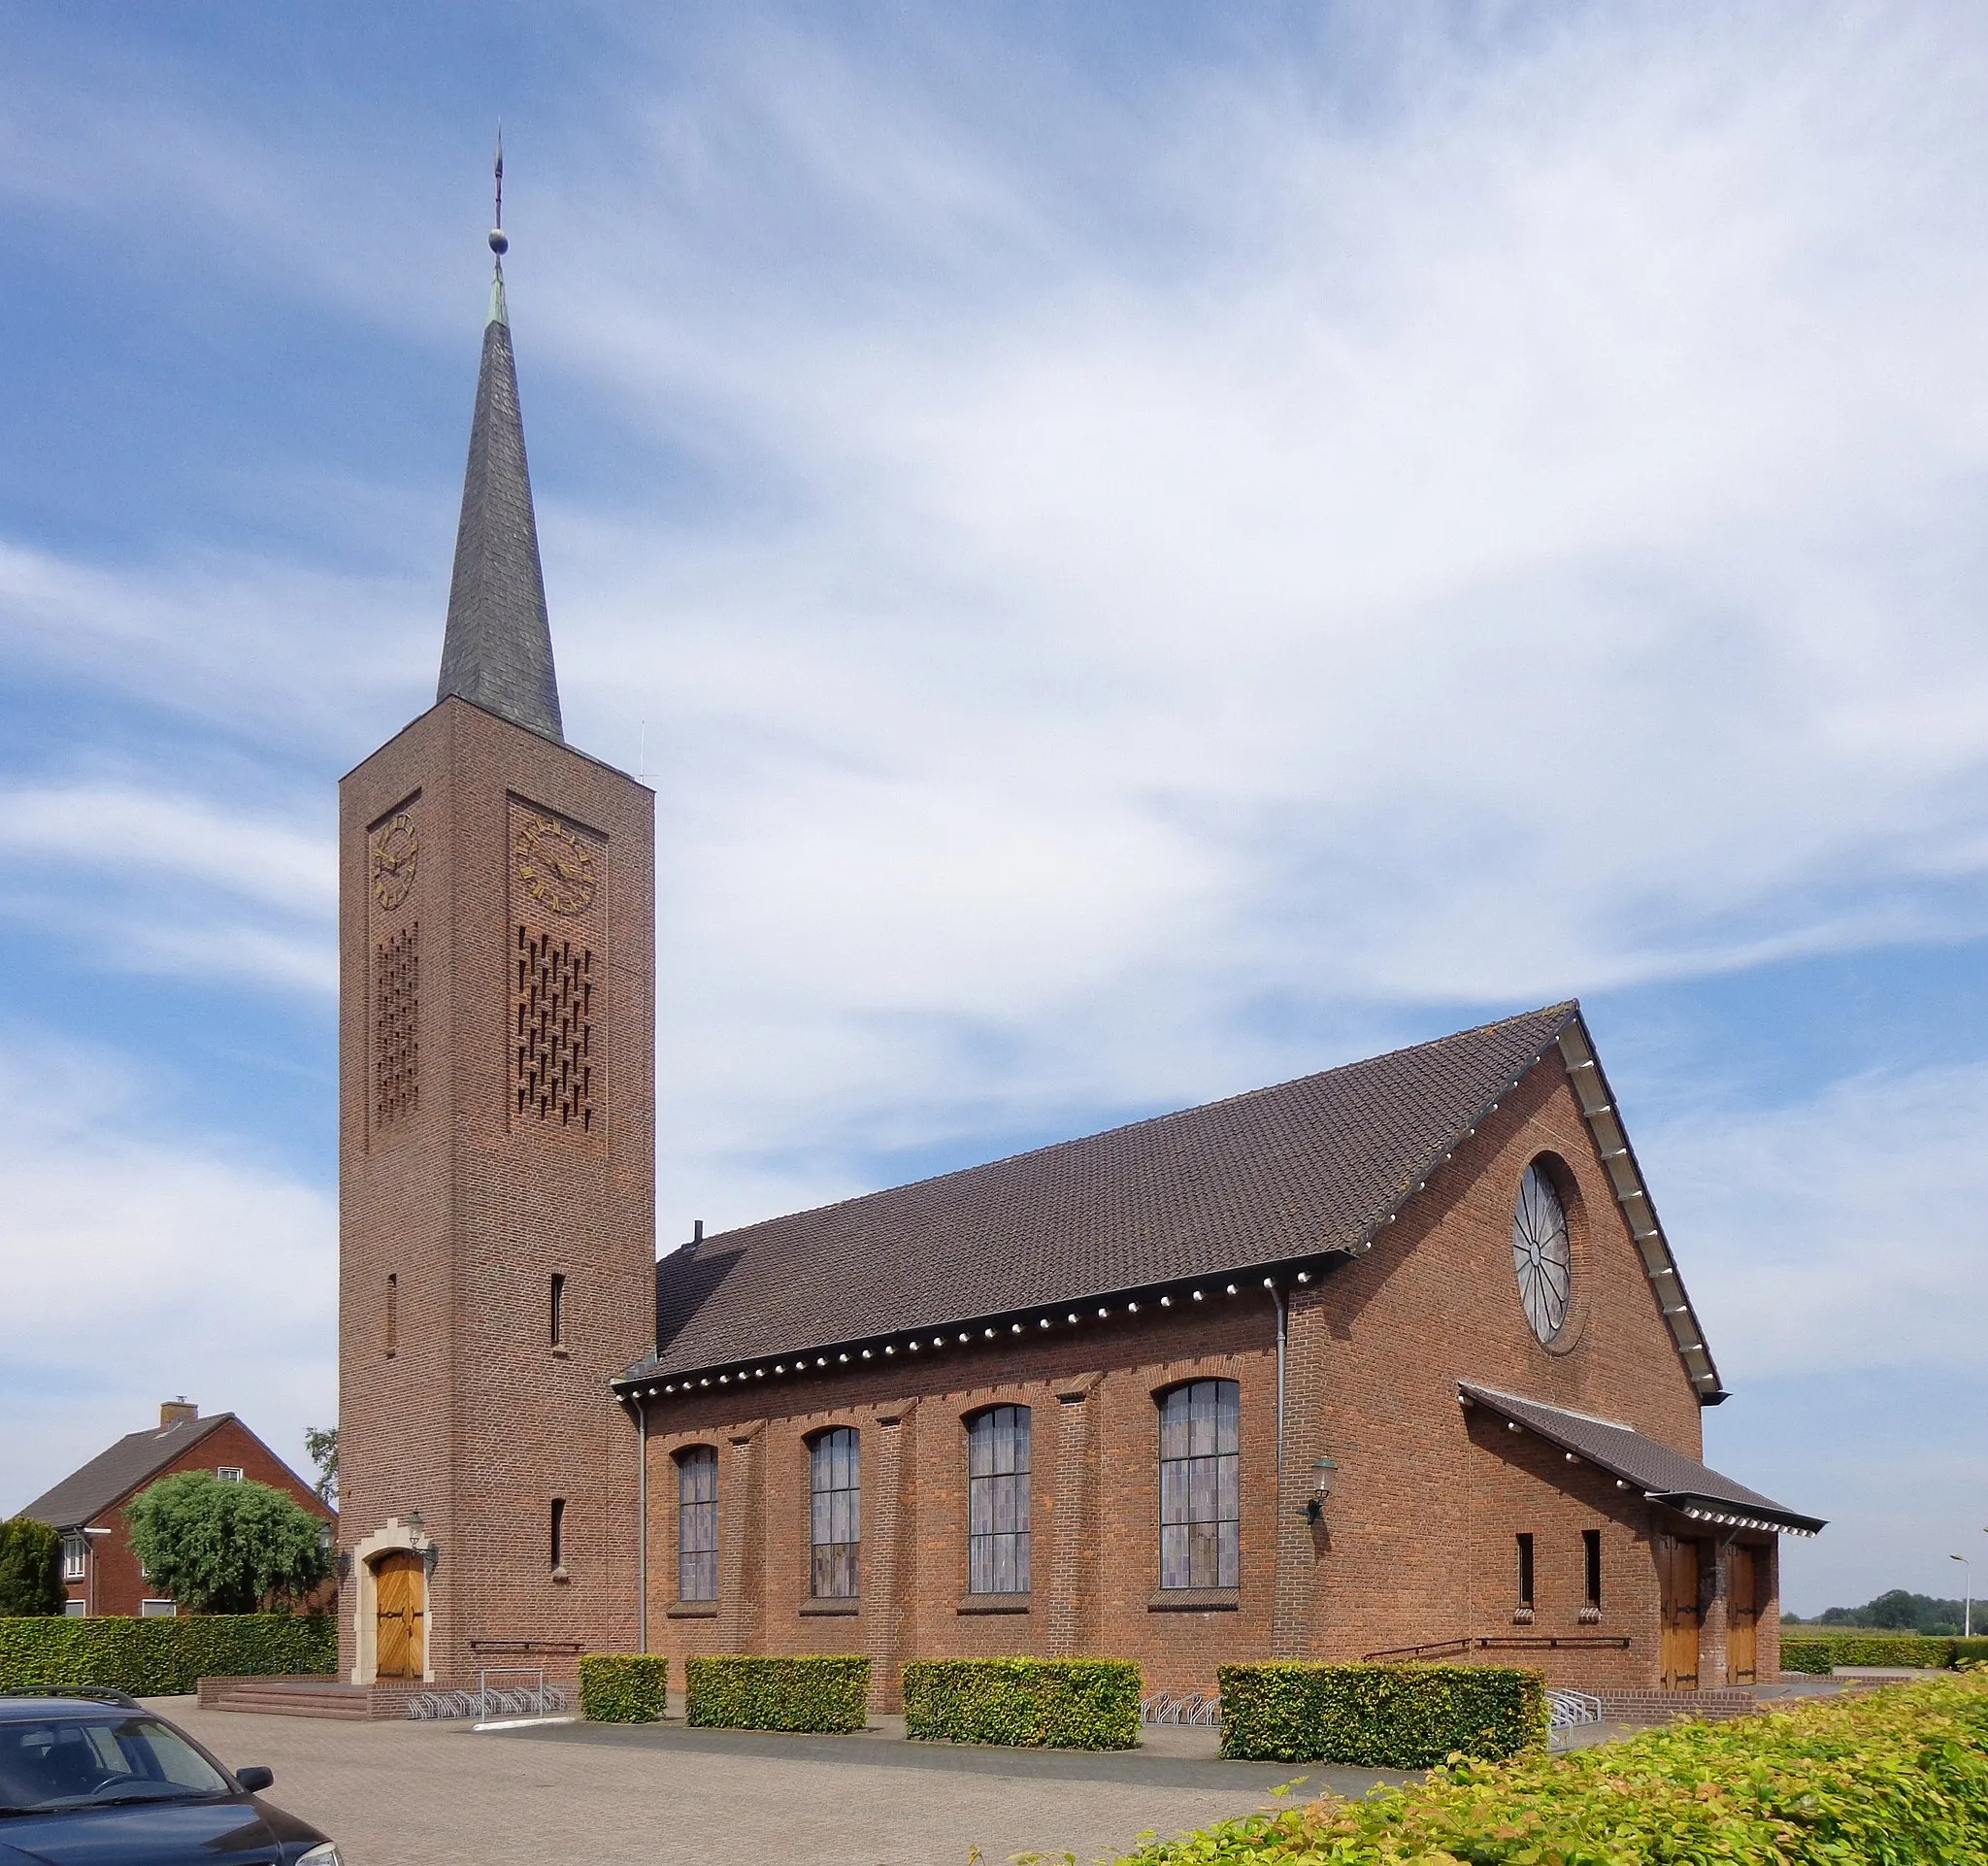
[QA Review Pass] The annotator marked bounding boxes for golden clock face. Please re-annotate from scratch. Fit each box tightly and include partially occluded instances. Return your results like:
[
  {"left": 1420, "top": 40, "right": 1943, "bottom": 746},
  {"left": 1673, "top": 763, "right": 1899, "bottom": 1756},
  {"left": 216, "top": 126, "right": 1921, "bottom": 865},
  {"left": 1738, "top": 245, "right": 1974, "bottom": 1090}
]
[
  {"left": 372, "top": 812, "right": 419, "bottom": 911},
  {"left": 516, "top": 815, "right": 597, "bottom": 915}
]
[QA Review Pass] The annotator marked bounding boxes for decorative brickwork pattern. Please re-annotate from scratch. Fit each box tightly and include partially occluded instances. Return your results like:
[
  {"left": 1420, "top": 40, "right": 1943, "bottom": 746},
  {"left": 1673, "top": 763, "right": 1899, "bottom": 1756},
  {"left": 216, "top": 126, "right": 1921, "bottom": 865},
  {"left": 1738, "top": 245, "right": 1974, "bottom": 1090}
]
[
  {"left": 374, "top": 923, "right": 419, "bottom": 1125},
  {"left": 514, "top": 926, "right": 594, "bottom": 1131}
]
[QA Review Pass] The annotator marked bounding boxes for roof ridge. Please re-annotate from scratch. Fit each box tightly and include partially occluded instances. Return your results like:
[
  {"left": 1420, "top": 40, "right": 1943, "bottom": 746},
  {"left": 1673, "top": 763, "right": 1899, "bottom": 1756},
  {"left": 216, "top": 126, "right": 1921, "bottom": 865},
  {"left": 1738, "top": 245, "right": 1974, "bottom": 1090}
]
[{"left": 683, "top": 1001, "right": 1579, "bottom": 1250}]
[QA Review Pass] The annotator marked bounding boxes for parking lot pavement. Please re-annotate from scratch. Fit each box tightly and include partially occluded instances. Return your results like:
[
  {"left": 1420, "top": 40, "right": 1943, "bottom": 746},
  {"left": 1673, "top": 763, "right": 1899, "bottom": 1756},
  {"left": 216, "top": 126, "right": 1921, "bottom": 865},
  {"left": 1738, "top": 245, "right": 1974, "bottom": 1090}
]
[{"left": 156, "top": 1697, "right": 1386, "bottom": 1866}]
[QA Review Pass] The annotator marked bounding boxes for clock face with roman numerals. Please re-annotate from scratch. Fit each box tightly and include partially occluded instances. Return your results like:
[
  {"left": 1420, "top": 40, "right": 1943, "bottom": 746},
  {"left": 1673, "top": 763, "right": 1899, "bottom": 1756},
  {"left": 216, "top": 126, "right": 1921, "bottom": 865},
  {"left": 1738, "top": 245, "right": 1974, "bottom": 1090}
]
[
  {"left": 372, "top": 812, "right": 418, "bottom": 911},
  {"left": 515, "top": 815, "right": 596, "bottom": 915},
  {"left": 1512, "top": 1163, "right": 1572, "bottom": 1344}
]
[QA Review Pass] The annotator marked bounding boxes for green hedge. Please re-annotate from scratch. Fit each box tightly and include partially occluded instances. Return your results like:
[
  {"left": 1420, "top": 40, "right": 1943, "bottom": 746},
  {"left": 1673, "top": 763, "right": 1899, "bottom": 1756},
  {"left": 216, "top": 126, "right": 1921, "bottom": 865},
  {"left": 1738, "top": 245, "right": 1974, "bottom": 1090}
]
[
  {"left": 903, "top": 1657, "right": 1141, "bottom": 1749},
  {"left": 683, "top": 1654, "right": 870, "bottom": 1732},
  {"left": 579, "top": 1653, "right": 669, "bottom": 1722},
  {"left": 1111, "top": 1673, "right": 1988, "bottom": 1865},
  {"left": 1781, "top": 1631, "right": 1957, "bottom": 1673},
  {"left": 0, "top": 1613, "right": 336, "bottom": 1696},
  {"left": 1218, "top": 1662, "right": 1546, "bottom": 1768}
]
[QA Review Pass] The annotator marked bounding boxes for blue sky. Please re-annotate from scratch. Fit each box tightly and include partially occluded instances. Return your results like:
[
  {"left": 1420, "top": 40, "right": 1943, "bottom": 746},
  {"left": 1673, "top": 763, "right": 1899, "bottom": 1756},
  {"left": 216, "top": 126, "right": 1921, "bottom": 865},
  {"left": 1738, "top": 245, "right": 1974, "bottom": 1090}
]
[{"left": 3, "top": 1, "right": 1985, "bottom": 1615}]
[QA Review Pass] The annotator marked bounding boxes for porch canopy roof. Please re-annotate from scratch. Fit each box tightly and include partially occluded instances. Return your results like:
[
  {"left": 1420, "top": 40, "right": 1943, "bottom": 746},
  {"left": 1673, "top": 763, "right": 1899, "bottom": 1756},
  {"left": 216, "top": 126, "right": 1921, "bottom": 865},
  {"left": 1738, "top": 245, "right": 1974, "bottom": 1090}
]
[{"left": 1460, "top": 1382, "right": 1825, "bottom": 1538}]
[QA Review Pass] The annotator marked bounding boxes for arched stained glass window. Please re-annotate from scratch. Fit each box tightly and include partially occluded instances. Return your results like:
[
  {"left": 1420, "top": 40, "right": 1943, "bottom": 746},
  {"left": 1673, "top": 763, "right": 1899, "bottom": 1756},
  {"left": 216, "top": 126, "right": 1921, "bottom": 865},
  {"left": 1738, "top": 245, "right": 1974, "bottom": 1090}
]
[
  {"left": 967, "top": 1407, "right": 1031, "bottom": 1594},
  {"left": 1159, "top": 1380, "right": 1240, "bottom": 1590},
  {"left": 1512, "top": 1162, "right": 1572, "bottom": 1343},
  {"left": 677, "top": 1447, "right": 717, "bottom": 1602},
  {"left": 810, "top": 1427, "right": 860, "bottom": 1599}
]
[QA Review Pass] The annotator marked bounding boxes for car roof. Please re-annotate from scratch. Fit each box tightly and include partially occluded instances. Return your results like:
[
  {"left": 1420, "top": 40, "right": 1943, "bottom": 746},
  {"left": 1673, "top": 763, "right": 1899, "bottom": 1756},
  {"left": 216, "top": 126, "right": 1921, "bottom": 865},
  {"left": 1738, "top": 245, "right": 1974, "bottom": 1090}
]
[{"left": 0, "top": 1696, "right": 140, "bottom": 1719}]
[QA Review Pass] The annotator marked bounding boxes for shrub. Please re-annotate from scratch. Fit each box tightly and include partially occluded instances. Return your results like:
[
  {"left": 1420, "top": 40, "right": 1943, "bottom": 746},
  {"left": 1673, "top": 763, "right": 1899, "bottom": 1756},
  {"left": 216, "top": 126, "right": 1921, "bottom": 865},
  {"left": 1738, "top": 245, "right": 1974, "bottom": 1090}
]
[
  {"left": 684, "top": 1654, "right": 870, "bottom": 1732},
  {"left": 0, "top": 1613, "right": 335, "bottom": 1696},
  {"left": 1780, "top": 1631, "right": 1955, "bottom": 1673},
  {"left": 579, "top": 1653, "right": 669, "bottom": 1722},
  {"left": 126, "top": 1473, "right": 331, "bottom": 1614},
  {"left": 903, "top": 1657, "right": 1141, "bottom": 1749},
  {"left": 1110, "top": 1672, "right": 1988, "bottom": 1866},
  {"left": 0, "top": 1520, "right": 64, "bottom": 1617},
  {"left": 1218, "top": 1661, "right": 1546, "bottom": 1768}
]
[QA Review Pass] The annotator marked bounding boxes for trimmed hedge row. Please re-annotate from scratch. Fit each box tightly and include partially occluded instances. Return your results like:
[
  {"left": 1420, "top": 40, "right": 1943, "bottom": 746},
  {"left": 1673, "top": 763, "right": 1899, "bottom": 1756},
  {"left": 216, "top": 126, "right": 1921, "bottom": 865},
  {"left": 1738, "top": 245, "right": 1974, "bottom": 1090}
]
[
  {"left": 904, "top": 1657, "right": 1141, "bottom": 1749},
  {"left": 1779, "top": 1631, "right": 1982, "bottom": 1673},
  {"left": 579, "top": 1653, "right": 669, "bottom": 1722},
  {"left": 684, "top": 1654, "right": 870, "bottom": 1732},
  {"left": 0, "top": 1613, "right": 335, "bottom": 1695},
  {"left": 1111, "top": 1672, "right": 1988, "bottom": 1865},
  {"left": 1218, "top": 1661, "right": 1547, "bottom": 1768}
]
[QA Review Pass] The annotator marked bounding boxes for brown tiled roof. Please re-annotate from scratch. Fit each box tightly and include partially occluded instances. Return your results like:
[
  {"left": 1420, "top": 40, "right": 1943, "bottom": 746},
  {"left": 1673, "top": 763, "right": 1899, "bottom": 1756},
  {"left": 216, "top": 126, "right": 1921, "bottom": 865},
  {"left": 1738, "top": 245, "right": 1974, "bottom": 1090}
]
[
  {"left": 1460, "top": 1383, "right": 1824, "bottom": 1535},
  {"left": 629, "top": 1003, "right": 1579, "bottom": 1383},
  {"left": 16, "top": 1415, "right": 235, "bottom": 1532}
]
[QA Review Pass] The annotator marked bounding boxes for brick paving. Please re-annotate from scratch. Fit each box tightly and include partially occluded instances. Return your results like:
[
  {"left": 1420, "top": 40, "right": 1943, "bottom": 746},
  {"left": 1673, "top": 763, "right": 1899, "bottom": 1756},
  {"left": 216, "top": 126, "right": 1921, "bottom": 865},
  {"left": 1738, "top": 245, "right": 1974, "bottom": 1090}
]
[{"left": 155, "top": 1698, "right": 1382, "bottom": 1866}]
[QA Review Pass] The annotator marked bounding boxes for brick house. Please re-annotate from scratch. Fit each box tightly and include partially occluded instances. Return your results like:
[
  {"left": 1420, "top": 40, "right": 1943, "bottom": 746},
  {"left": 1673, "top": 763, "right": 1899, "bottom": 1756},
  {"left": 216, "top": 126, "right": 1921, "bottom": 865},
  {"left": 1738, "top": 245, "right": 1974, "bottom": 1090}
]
[
  {"left": 335, "top": 220, "right": 1821, "bottom": 1706},
  {"left": 17, "top": 1402, "right": 333, "bottom": 1617}
]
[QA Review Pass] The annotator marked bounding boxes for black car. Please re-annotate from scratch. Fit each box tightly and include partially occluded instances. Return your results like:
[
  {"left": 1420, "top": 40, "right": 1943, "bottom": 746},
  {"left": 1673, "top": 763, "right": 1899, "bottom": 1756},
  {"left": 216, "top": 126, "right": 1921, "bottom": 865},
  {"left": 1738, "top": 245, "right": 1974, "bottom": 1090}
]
[{"left": 0, "top": 1689, "right": 337, "bottom": 1865}]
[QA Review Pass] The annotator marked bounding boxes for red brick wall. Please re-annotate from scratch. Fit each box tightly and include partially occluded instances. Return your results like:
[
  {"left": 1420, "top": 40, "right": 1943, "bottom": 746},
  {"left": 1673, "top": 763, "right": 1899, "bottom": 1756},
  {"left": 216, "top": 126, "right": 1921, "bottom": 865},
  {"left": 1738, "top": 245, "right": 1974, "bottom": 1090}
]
[
  {"left": 636, "top": 1041, "right": 1761, "bottom": 1701},
  {"left": 338, "top": 697, "right": 654, "bottom": 1683},
  {"left": 67, "top": 1417, "right": 332, "bottom": 1618}
]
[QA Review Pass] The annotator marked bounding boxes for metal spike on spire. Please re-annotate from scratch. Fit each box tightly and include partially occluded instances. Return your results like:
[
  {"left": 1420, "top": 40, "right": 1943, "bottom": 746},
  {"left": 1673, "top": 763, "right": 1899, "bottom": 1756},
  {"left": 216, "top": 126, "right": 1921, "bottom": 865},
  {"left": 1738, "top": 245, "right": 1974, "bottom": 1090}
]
[{"left": 435, "top": 135, "right": 564, "bottom": 742}]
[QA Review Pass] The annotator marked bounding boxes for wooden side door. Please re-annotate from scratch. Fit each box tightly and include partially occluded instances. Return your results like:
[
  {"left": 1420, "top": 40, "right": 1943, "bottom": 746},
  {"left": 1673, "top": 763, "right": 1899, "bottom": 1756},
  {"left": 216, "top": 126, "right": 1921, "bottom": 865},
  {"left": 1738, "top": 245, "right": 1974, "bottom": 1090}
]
[
  {"left": 1660, "top": 1539, "right": 1702, "bottom": 1690},
  {"left": 374, "top": 1551, "right": 425, "bottom": 1680},
  {"left": 1728, "top": 1547, "right": 1759, "bottom": 1684}
]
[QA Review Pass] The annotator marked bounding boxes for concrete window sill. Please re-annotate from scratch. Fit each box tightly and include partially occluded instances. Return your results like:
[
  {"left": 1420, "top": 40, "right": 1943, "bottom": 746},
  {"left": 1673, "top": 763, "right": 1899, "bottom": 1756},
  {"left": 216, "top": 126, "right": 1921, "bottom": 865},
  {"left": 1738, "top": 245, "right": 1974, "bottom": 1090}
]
[
  {"left": 957, "top": 1595, "right": 1031, "bottom": 1615},
  {"left": 665, "top": 1600, "right": 718, "bottom": 1618},
  {"left": 798, "top": 1599, "right": 860, "bottom": 1616},
  {"left": 1147, "top": 1588, "right": 1240, "bottom": 1613}
]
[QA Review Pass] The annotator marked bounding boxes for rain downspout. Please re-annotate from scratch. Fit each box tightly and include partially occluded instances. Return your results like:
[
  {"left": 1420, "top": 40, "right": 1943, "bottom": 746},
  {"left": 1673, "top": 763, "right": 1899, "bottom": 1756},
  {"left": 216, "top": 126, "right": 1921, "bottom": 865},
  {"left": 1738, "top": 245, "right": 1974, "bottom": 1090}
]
[
  {"left": 636, "top": 1392, "right": 649, "bottom": 1652},
  {"left": 1272, "top": 1283, "right": 1288, "bottom": 1480}
]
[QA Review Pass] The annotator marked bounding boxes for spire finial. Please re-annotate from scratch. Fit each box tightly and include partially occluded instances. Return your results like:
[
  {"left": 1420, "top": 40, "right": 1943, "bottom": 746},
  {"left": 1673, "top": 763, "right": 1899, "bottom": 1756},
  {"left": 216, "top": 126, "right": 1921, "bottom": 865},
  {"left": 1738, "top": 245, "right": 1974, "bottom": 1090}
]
[{"left": 489, "top": 126, "right": 509, "bottom": 257}]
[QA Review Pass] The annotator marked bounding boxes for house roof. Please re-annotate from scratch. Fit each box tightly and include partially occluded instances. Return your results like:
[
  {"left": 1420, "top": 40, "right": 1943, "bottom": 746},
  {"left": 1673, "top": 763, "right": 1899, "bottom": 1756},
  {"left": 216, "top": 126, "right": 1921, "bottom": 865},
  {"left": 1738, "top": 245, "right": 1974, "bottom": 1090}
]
[
  {"left": 630, "top": 1001, "right": 1633, "bottom": 1387},
  {"left": 16, "top": 1415, "right": 236, "bottom": 1532},
  {"left": 1460, "top": 1383, "right": 1824, "bottom": 1536}
]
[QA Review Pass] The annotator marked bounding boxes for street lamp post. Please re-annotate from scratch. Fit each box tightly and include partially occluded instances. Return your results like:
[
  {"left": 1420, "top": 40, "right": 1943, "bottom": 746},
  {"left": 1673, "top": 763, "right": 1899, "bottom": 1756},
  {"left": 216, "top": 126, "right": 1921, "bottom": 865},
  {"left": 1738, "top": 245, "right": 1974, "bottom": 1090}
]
[{"left": 1953, "top": 1554, "right": 1972, "bottom": 1639}]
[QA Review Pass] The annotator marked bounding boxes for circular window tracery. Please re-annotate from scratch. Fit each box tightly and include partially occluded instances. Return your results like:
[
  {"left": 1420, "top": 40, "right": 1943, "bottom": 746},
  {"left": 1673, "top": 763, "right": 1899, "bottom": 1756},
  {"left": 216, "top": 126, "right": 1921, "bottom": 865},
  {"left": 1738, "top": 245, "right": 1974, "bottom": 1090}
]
[{"left": 1511, "top": 1162, "right": 1572, "bottom": 1344}]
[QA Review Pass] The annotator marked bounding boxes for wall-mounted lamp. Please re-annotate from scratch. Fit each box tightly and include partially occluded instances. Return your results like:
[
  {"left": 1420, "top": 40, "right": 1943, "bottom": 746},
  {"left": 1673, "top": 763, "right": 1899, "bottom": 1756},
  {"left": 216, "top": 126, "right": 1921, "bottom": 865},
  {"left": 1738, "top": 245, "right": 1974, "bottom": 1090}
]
[{"left": 1304, "top": 1455, "right": 1339, "bottom": 1524}]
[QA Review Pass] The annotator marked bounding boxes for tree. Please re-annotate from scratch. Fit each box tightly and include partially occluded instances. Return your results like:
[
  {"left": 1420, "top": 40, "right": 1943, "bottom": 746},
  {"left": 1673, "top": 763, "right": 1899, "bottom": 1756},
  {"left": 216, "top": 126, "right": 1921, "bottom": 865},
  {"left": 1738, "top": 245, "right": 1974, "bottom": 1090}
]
[
  {"left": 303, "top": 1425, "right": 338, "bottom": 1507},
  {"left": 126, "top": 1473, "right": 331, "bottom": 1614},
  {"left": 1811, "top": 1589, "right": 1974, "bottom": 1636},
  {"left": 0, "top": 1518, "right": 65, "bottom": 1616}
]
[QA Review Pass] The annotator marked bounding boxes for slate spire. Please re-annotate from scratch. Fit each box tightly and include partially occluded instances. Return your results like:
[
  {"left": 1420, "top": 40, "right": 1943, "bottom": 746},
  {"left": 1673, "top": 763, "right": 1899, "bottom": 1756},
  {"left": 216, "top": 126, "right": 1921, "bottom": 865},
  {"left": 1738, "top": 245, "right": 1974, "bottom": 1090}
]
[{"left": 436, "top": 136, "right": 564, "bottom": 741}]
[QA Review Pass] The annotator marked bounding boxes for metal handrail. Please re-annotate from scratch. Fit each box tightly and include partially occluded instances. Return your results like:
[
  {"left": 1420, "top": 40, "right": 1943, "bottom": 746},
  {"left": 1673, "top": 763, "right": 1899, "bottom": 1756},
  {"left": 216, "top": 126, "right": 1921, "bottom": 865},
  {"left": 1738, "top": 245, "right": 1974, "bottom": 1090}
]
[{"left": 1362, "top": 1634, "right": 1632, "bottom": 1661}]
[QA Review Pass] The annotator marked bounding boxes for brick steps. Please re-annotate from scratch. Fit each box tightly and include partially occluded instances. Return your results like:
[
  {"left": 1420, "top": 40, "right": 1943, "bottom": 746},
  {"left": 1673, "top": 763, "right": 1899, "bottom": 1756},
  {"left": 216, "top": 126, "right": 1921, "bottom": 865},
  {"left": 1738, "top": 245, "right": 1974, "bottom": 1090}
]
[
  {"left": 209, "top": 1689, "right": 372, "bottom": 1721},
  {"left": 197, "top": 1676, "right": 426, "bottom": 1721}
]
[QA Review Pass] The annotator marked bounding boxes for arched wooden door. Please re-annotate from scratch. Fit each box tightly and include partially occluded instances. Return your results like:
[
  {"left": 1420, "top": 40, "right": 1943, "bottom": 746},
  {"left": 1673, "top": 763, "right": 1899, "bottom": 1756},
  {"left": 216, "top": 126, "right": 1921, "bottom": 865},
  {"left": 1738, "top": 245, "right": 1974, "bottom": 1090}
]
[
  {"left": 373, "top": 1550, "right": 425, "bottom": 1680},
  {"left": 1659, "top": 1539, "right": 1701, "bottom": 1690}
]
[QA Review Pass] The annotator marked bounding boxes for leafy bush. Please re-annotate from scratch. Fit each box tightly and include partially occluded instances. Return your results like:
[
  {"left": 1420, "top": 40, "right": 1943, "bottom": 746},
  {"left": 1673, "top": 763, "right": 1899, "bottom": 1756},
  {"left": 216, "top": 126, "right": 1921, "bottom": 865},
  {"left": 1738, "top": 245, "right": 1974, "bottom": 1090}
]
[
  {"left": 0, "top": 1520, "right": 64, "bottom": 1617},
  {"left": 579, "top": 1653, "right": 669, "bottom": 1722},
  {"left": 1110, "top": 1673, "right": 1988, "bottom": 1866},
  {"left": 126, "top": 1473, "right": 331, "bottom": 1614},
  {"left": 1780, "top": 1631, "right": 1955, "bottom": 1673},
  {"left": 1218, "top": 1662, "right": 1546, "bottom": 1768},
  {"left": 903, "top": 1657, "right": 1141, "bottom": 1749},
  {"left": 0, "top": 1613, "right": 335, "bottom": 1695},
  {"left": 684, "top": 1655, "right": 869, "bottom": 1732}
]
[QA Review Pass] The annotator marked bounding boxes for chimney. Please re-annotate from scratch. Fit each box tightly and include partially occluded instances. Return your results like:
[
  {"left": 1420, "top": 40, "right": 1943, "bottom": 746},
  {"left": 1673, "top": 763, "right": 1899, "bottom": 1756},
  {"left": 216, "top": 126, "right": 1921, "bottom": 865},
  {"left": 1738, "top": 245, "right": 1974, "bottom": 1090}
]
[{"left": 159, "top": 1398, "right": 197, "bottom": 1430}]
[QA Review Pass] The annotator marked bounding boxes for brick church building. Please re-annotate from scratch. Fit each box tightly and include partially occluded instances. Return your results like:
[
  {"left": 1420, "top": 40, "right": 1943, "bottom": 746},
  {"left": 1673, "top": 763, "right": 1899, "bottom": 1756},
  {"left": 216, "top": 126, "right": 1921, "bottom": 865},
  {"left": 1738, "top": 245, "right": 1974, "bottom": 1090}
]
[{"left": 336, "top": 219, "right": 1821, "bottom": 1708}]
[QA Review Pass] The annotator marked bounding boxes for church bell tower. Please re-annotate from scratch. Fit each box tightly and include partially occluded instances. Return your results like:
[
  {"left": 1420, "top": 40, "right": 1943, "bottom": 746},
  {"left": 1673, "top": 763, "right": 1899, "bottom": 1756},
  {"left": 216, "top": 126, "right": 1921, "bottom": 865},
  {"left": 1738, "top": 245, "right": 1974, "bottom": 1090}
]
[{"left": 336, "top": 166, "right": 655, "bottom": 1686}]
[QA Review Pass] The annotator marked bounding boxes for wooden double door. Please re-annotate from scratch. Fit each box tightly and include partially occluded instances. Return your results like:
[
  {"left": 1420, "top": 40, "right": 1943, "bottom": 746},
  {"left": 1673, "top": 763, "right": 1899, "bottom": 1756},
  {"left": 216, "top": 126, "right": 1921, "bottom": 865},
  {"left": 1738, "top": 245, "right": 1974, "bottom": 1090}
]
[
  {"left": 374, "top": 1550, "right": 425, "bottom": 1681},
  {"left": 1659, "top": 1540, "right": 1701, "bottom": 1690}
]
